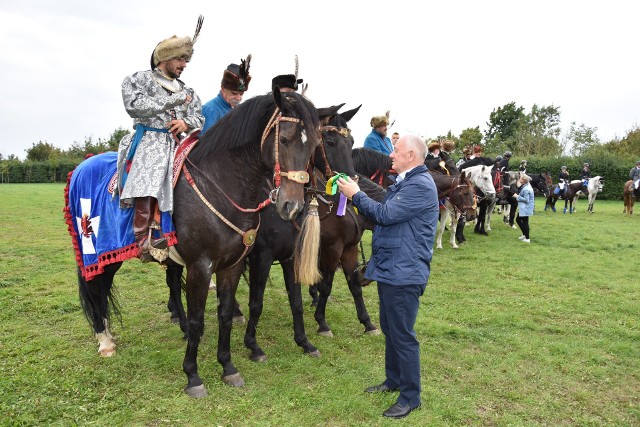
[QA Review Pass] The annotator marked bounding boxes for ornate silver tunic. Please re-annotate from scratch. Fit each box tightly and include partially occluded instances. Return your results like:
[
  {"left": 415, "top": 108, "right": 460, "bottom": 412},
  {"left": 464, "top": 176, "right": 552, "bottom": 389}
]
[{"left": 117, "top": 69, "right": 203, "bottom": 212}]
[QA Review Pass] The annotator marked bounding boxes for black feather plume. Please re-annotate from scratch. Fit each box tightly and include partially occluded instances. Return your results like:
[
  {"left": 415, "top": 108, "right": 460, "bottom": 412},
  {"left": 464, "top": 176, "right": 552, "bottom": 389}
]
[{"left": 192, "top": 15, "right": 204, "bottom": 45}]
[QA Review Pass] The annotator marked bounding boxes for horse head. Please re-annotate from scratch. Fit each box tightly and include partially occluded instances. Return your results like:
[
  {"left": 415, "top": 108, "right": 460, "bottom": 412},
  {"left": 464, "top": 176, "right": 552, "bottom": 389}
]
[
  {"left": 533, "top": 173, "right": 550, "bottom": 198},
  {"left": 316, "top": 103, "right": 361, "bottom": 179},
  {"left": 462, "top": 164, "right": 496, "bottom": 201},
  {"left": 351, "top": 147, "right": 395, "bottom": 188},
  {"left": 452, "top": 171, "right": 477, "bottom": 221},
  {"left": 266, "top": 89, "right": 322, "bottom": 220}
]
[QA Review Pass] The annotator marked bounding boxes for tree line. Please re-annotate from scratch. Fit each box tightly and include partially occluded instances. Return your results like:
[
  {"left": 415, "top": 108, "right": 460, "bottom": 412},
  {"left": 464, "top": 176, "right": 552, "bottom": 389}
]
[{"left": 2, "top": 102, "right": 639, "bottom": 197}]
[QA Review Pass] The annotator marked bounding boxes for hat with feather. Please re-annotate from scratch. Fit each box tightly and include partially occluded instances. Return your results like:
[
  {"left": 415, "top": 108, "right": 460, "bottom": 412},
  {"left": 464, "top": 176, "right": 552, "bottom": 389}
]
[
  {"left": 272, "top": 55, "right": 303, "bottom": 91},
  {"left": 370, "top": 110, "right": 391, "bottom": 128},
  {"left": 150, "top": 15, "right": 204, "bottom": 69},
  {"left": 221, "top": 55, "right": 252, "bottom": 92}
]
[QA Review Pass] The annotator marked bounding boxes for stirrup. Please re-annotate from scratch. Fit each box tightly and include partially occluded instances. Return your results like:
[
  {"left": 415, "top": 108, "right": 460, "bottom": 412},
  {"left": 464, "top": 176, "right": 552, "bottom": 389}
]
[{"left": 148, "top": 222, "right": 168, "bottom": 250}]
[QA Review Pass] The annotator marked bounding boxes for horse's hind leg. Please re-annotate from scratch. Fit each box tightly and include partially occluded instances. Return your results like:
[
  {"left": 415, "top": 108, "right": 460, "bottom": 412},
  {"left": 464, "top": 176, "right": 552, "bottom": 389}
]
[
  {"left": 314, "top": 270, "right": 336, "bottom": 337},
  {"left": 166, "top": 264, "right": 187, "bottom": 337},
  {"left": 341, "top": 246, "right": 379, "bottom": 335},
  {"left": 308, "top": 284, "right": 319, "bottom": 307},
  {"left": 78, "top": 264, "right": 119, "bottom": 357},
  {"left": 456, "top": 217, "right": 466, "bottom": 243}
]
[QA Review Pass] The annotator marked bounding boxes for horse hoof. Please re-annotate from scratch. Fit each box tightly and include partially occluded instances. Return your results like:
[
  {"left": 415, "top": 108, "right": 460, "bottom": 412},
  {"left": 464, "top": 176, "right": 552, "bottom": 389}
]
[
  {"left": 222, "top": 373, "right": 245, "bottom": 387},
  {"left": 317, "top": 330, "right": 334, "bottom": 337},
  {"left": 366, "top": 328, "right": 381, "bottom": 336},
  {"left": 184, "top": 384, "right": 208, "bottom": 398},
  {"left": 170, "top": 316, "right": 180, "bottom": 324},
  {"left": 250, "top": 354, "right": 267, "bottom": 363},
  {"left": 307, "top": 349, "right": 321, "bottom": 358},
  {"left": 233, "top": 316, "right": 246, "bottom": 325},
  {"left": 99, "top": 348, "right": 116, "bottom": 357}
]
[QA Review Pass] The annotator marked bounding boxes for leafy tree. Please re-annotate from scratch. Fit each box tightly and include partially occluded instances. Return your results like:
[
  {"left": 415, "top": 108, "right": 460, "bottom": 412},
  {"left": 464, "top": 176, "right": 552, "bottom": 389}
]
[
  {"left": 566, "top": 122, "right": 600, "bottom": 156},
  {"left": 603, "top": 124, "right": 640, "bottom": 158},
  {"left": 485, "top": 102, "right": 526, "bottom": 143},
  {"left": 106, "top": 127, "right": 129, "bottom": 151},
  {"left": 458, "top": 127, "right": 483, "bottom": 148},
  {"left": 26, "top": 141, "right": 61, "bottom": 162}
]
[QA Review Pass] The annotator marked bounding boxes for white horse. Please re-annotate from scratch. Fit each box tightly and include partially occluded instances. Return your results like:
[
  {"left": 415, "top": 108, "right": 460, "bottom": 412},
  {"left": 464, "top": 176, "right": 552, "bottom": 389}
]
[
  {"left": 457, "top": 164, "right": 497, "bottom": 236},
  {"left": 584, "top": 176, "right": 604, "bottom": 213}
]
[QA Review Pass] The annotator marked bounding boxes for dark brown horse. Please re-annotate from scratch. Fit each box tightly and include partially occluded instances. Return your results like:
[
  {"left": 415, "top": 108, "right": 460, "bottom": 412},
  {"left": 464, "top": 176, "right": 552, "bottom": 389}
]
[
  {"left": 242, "top": 104, "right": 383, "bottom": 365},
  {"left": 67, "top": 90, "right": 322, "bottom": 397},
  {"left": 545, "top": 180, "right": 587, "bottom": 214},
  {"left": 431, "top": 171, "right": 477, "bottom": 249}
]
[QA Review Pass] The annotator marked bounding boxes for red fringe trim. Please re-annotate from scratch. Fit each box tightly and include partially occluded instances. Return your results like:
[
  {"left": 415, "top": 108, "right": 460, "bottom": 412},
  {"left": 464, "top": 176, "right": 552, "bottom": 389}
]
[{"left": 64, "top": 166, "right": 178, "bottom": 282}]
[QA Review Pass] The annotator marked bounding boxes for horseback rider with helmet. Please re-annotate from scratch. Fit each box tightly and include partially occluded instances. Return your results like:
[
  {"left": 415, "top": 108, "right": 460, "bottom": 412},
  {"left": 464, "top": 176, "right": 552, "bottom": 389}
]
[
  {"left": 557, "top": 165, "right": 569, "bottom": 196},
  {"left": 630, "top": 160, "right": 640, "bottom": 190},
  {"left": 581, "top": 162, "right": 592, "bottom": 184}
]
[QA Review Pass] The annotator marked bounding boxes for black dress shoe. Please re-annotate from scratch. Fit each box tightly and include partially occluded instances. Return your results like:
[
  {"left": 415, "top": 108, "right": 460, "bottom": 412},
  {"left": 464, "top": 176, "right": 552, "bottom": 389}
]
[
  {"left": 365, "top": 383, "right": 399, "bottom": 393},
  {"left": 383, "top": 402, "right": 420, "bottom": 419}
]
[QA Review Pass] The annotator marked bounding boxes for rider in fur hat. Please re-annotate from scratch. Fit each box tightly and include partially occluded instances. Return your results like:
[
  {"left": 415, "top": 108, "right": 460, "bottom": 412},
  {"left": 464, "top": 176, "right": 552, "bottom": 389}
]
[
  {"left": 117, "top": 16, "right": 204, "bottom": 262},
  {"left": 201, "top": 55, "right": 252, "bottom": 133}
]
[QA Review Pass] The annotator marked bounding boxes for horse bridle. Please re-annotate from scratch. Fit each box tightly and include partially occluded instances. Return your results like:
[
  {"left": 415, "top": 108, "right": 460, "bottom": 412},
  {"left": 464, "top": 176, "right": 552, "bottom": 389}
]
[
  {"left": 439, "top": 176, "right": 476, "bottom": 215},
  {"left": 181, "top": 107, "right": 315, "bottom": 266}
]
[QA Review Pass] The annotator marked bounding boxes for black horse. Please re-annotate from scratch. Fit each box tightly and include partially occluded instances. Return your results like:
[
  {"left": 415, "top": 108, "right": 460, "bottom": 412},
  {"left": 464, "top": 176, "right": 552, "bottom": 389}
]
[
  {"left": 67, "top": 90, "right": 322, "bottom": 397},
  {"left": 242, "top": 104, "right": 381, "bottom": 365},
  {"left": 545, "top": 180, "right": 588, "bottom": 213}
]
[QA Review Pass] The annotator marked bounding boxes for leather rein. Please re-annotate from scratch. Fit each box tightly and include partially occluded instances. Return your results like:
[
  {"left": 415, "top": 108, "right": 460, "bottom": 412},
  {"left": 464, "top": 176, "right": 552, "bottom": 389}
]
[{"left": 181, "top": 108, "right": 311, "bottom": 266}]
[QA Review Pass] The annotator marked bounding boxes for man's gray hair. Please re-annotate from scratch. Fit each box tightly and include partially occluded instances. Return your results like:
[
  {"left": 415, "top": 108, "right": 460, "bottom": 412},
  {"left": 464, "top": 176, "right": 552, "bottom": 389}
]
[{"left": 405, "top": 134, "right": 427, "bottom": 160}]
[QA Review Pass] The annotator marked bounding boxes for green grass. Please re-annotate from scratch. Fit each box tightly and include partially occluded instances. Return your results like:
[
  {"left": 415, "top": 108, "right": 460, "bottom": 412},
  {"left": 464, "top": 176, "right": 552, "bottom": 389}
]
[{"left": 0, "top": 183, "right": 638, "bottom": 426}]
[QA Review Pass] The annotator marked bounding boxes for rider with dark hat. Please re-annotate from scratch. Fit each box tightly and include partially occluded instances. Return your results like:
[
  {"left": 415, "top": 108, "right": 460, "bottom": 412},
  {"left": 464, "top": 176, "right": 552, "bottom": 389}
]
[{"left": 557, "top": 165, "right": 570, "bottom": 196}]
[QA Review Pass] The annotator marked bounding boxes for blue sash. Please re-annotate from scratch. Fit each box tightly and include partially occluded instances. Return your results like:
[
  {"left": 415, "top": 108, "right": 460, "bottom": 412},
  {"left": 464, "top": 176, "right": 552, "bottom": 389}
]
[{"left": 120, "top": 124, "right": 169, "bottom": 191}]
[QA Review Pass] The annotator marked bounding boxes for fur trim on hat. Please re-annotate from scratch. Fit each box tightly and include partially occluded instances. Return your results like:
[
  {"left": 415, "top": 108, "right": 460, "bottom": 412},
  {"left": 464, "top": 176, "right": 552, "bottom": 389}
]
[
  {"left": 441, "top": 140, "right": 455, "bottom": 152},
  {"left": 370, "top": 115, "right": 389, "bottom": 128},
  {"left": 221, "top": 55, "right": 252, "bottom": 91},
  {"left": 427, "top": 142, "right": 441, "bottom": 152},
  {"left": 151, "top": 16, "right": 203, "bottom": 68},
  {"left": 153, "top": 36, "right": 193, "bottom": 66}
]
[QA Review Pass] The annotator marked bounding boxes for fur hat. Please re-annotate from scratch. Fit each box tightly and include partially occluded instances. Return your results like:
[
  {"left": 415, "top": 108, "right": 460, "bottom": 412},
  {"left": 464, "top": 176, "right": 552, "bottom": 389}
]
[
  {"left": 427, "top": 142, "right": 441, "bottom": 152},
  {"left": 221, "top": 55, "right": 252, "bottom": 92},
  {"left": 441, "top": 140, "right": 455, "bottom": 152},
  {"left": 472, "top": 145, "right": 483, "bottom": 155},
  {"left": 151, "top": 16, "right": 203, "bottom": 68},
  {"left": 272, "top": 74, "right": 303, "bottom": 91},
  {"left": 370, "top": 115, "right": 389, "bottom": 128}
]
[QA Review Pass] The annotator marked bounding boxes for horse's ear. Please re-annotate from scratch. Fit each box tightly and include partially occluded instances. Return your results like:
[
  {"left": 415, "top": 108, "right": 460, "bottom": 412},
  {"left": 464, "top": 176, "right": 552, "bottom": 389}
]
[
  {"left": 273, "top": 87, "right": 283, "bottom": 109},
  {"left": 340, "top": 104, "right": 362, "bottom": 123},
  {"left": 317, "top": 103, "right": 345, "bottom": 120}
]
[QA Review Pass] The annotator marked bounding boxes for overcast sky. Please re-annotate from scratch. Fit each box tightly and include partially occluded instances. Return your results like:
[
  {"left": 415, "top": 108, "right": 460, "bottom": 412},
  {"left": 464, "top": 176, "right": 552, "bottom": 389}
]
[{"left": 1, "top": 0, "right": 639, "bottom": 159}]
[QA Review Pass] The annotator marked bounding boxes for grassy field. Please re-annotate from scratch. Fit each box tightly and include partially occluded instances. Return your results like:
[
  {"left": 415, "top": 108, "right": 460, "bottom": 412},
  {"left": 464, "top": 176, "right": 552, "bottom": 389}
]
[{"left": 0, "top": 183, "right": 638, "bottom": 426}]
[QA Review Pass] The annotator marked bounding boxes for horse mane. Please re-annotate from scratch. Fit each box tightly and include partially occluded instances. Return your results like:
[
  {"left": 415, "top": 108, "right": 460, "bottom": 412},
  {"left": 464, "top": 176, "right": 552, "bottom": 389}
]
[
  {"left": 356, "top": 173, "right": 387, "bottom": 202},
  {"left": 191, "top": 92, "right": 319, "bottom": 162},
  {"left": 458, "top": 156, "right": 495, "bottom": 169},
  {"left": 351, "top": 147, "right": 393, "bottom": 179}
]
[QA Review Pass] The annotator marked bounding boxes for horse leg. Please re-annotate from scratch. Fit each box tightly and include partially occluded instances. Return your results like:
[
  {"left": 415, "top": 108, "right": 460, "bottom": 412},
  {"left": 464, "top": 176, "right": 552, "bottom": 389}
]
[
  {"left": 78, "top": 264, "right": 120, "bottom": 357},
  {"left": 314, "top": 269, "right": 336, "bottom": 337},
  {"left": 215, "top": 265, "right": 246, "bottom": 388},
  {"left": 341, "top": 245, "right": 379, "bottom": 335},
  {"left": 474, "top": 203, "right": 488, "bottom": 235},
  {"left": 281, "top": 261, "right": 320, "bottom": 356},
  {"left": 182, "top": 259, "right": 215, "bottom": 397},
  {"left": 485, "top": 202, "right": 494, "bottom": 232},
  {"left": 308, "top": 284, "right": 319, "bottom": 307},
  {"left": 456, "top": 216, "right": 466, "bottom": 243},
  {"left": 166, "top": 264, "right": 187, "bottom": 337},
  {"left": 244, "top": 253, "right": 270, "bottom": 362},
  {"left": 448, "top": 212, "right": 459, "bottom": 249},
  {"left": 436, "top": 209, "right": 448, "bottom": 249}
]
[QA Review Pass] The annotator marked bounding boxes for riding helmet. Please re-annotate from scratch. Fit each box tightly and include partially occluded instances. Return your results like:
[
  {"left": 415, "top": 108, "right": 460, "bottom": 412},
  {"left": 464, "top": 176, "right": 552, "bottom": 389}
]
[
  {"left": 561, "top": 165, "right": 567, "bottom": 170},
  {"left": 503, "top": 151, "right": 512, "bottom": 158}
]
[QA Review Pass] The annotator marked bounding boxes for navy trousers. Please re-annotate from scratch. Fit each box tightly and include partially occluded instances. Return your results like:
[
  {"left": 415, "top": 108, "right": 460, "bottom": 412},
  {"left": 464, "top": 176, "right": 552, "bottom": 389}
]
[{"left": 378, "top": 282, "right": 425, "bottom": 408}]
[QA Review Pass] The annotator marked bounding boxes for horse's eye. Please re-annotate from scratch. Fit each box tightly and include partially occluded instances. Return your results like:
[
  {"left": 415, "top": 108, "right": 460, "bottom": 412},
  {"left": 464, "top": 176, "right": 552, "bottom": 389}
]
[{"left": 279, "top": 136, "right": 289, "bottom": 146}]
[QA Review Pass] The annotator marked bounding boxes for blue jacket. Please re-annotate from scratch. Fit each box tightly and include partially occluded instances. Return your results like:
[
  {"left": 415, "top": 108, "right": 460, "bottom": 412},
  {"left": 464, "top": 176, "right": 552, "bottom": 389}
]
[
  {"left": 516, "top": 182, "right": 535, "bottom": 216},
  {"left": 363, "top": 130, "right": 393, "bottom": 156},
  {"left": 352, "top": 164, "right": 439, "bottom": 286},
  {"left": 201, "top": 92, "right": 232, "bottom": 133}
]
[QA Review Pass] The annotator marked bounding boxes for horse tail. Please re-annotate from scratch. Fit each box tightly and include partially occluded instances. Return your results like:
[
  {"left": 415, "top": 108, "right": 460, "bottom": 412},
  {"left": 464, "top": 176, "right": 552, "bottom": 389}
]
[
  {"left": 77, "top": 264, "right": 122, "bottom": 334},
  {"left": 294, "top": 197, "right": 322, "bottom": 286}
]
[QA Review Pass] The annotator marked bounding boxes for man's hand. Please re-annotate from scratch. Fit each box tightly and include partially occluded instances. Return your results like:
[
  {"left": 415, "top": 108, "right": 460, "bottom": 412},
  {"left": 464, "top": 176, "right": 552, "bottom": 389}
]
[
  {"left": 337, "top": 176, "right": 360, "bottom": 200},
  {"left": 167, "top": 119, "right": 188, "bottom": 135}
]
